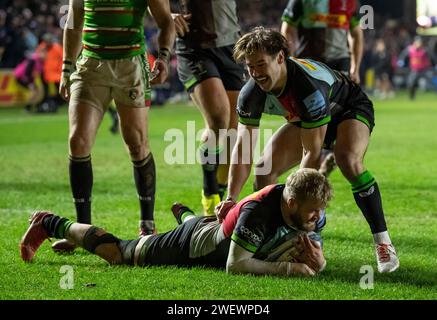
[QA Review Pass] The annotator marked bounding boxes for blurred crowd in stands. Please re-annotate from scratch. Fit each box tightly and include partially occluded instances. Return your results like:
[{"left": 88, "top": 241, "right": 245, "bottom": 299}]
[
  {"left": 361, "top": 13, "right": 437, "bottom": 99},
  {"left": 0, "top": 0, "right": 436, "bottom": 111},
  {"left": 0, "top": 0, "right": 64, "bottom": 68}
]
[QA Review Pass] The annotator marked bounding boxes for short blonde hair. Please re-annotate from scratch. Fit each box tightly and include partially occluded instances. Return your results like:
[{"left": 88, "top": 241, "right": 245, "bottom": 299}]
[{"left": 285, "top": 169, "right": 333, "bottom": 207}]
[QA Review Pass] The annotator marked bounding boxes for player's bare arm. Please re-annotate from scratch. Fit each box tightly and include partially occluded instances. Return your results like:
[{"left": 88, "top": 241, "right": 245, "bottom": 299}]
[
  {"left": 60, "top": 0, "right": 84, "bottom": 101},
  {"left": 226, "top": 241, "right": 316, "bottom": 277},
  {"left": 280, "top": 23, "right": 299, "bottom": 56},
  {"left": 148, "top": 0, "right": 176, "bottom": 84},
  {"left": 227, "top": 123, "right": 259, "bottom": 200},
  {"left": 350, "top": 25, "right": 363, "bottom": 84},
  {"left": 300, "top": 125, "right": 327, "bottom": 169},
  {"left": 216, "top": 123, "right": 258, "bottom": 222}
]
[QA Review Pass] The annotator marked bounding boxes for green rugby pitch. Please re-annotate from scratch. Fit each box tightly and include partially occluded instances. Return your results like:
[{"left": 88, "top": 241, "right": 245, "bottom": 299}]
[{"left": 0, "top": 92, "right": 436, "bottom": 300}]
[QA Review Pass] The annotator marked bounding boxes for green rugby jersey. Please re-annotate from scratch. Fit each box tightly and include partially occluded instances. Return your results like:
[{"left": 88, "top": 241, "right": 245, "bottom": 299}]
[{"left": 82, "top": 0, "right": 147, "bottom": 59}]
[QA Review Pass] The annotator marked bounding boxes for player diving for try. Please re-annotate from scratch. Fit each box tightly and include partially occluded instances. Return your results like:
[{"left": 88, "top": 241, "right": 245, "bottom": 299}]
[{"left": 20, "top": 169, "right": 331, "bottom": 277}]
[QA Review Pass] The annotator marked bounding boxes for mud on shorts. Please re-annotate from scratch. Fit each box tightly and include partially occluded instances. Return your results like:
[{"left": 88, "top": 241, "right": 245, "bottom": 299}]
[
  {"left": 323, "top": 88, "right": 375, "bottom": 150},
  {"left": 176, "top": 44, "right": 246, "bottom": 93},
  {"left": 69, "top": 54, "right": 151, "bottom": 112}
]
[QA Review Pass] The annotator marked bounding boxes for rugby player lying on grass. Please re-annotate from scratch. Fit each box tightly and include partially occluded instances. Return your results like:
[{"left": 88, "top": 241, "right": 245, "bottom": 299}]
[{"left": 20, "top": 169, "right": 331, "bottom": 277}]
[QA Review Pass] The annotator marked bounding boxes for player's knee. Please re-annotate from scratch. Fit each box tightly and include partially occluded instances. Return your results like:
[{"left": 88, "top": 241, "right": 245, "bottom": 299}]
[
  {"left": 335, "top": 151, "right": 363, "bottom": 177},
  {"left": 127, "top": 142, "right": 149, "bottom": 160},
  {"left": 200, "top": 128, "right": 227, "bottom": 147},
  {"left": 254, "top": 159, "right": 276, "bottom": 185},
  {"left": 208, "top": 113, "right": 229, "bottom": 133},
  {"left": 82, "top": 226, "right": 122, "bottom": 265},
  {"left": 69, "top": 134, "right": 92, "bottom": 156}
]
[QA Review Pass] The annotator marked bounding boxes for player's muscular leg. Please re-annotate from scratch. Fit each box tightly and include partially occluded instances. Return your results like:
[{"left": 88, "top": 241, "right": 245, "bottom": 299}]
[
  {"left": 117, "top": 104, "right": 156, "bottom": 234},
  {"left": 254, "top": 123, "right": 302, "bottom": 190},
  {"left": 193, "top": 78, "right": 233, "bottom": 213},
  {"left": 64, "top": 223, "right": 92, "bottom": 247},
  {"left": 117, "top": 105, "right": 151, "bottom": 160},
  {"left": 69, "top": 103, "right": 104, "bottom": 157},
  {"left": 334, "top": 119, "right": 398, "bottom": 274},
  {"left": 65, "top": 223, "right": 123, "bottom": 265},
  {"left": 191, "top": 78, "right": 230, "bottom": 145},
  {"left": 334, "top": 119, "right": 370, "bottom": 182}
]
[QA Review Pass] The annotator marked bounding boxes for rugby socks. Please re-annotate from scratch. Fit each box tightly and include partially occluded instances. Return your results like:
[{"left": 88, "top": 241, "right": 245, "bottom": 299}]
[
  {"left": 174, "top": 206, "right": 196, "bottom": 225},
  {"left": 133, "top": 153, "right": 156, "bottom": 233},
  {"left": 43, "top": 215, "right": 74, "bottom": 239},
  {"left": 199, "top": 143, "right": 222, "bottom": 196},
  {"left": 351, "top": 170, "right": 388, "bottom": 236},
  {"left": 218, "top": 184, "right": 227, "bottom": 201},
  {"left": 180, "top": 211, "right": 196, "bottom": 224},
  {"left": 69, "top": 155, "right": 93, "bottom": 224}
]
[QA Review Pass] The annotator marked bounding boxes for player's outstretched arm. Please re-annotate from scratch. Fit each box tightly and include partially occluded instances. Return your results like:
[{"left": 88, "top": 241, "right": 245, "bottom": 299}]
[
  {"left": 216, "top": 124, "right": 258, "bottom": 222},
  {"left": 226, "top": 241, "right": 316, "bottom": 277},
  {"left": 148, "top": 0, "right": 176, "bottom": 84},
  {"left": 60, "top": 0, "right": 84, "bottom": 101}
]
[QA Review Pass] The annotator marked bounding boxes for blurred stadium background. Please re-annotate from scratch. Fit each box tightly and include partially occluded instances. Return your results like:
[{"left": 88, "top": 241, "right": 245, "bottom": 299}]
[{"left": 0, "top": 0, "right": 436, "bottom": 109}]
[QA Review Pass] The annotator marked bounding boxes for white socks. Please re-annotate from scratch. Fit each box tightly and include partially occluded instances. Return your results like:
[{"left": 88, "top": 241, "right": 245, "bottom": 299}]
[{"left": 373, "top": 231, "right": 392, "bottom": 244}]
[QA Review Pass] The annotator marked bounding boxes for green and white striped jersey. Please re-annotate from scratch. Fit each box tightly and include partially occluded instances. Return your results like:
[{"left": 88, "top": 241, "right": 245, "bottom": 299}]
[{"left": 82, "top": 0, "right": 147, "bottom": 60}]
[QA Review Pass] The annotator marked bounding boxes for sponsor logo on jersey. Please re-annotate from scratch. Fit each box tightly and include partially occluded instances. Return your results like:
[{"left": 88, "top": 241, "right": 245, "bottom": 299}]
[
  {"left": 311, "top": 13, "right": 349, "bottom": 28},
  {"left": 238, "top": 109, "right": 252, "bottom": 117},
  {"left": 240, "top": 226, "right": 262, "bottom": 244},
  {"left": 303, "top": 90, "right": 325, "bottom": 117}
]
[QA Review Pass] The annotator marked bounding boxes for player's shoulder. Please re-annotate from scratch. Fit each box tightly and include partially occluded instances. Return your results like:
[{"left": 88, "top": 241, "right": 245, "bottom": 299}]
[
  {"left": 239, "top": 78, "right": 265, "bottom": 103},
  {"left": 289, "top": 57, "right": 337, "bottom": 87},
  {"left": 237, "top": 78, "right": 267, "bottom": 118},
  {"left": 241, "top": 185, "right": 283, "bottom": 215},
  {"left": 257, "top": 184, "right": 284, "bottom": 200},
  {"left": 238, "top": 200, "right": 269, "bottom": 222}
]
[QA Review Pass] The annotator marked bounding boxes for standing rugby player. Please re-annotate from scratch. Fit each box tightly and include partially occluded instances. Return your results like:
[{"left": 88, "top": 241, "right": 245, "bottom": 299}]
[
  {"left": 172, "top": 0, "right": 246, "bottom": 215},
  {"left": 55, "top": 0, "right": 175, "bottom": 252}
]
